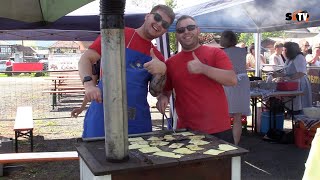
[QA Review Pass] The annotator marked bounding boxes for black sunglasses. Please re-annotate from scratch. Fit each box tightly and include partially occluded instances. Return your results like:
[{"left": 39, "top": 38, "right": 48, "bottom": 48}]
[
  {"left": 150, "top": 13, "right": 170, "bottom": 29},
  {"left": 176, "top": 25, "right": 197, "bottom": 34}
]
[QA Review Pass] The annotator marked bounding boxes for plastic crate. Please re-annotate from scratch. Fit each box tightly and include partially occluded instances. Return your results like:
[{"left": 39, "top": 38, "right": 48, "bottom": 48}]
[
  {"left": 230, "top": 116, "right": 247, "bottom": 130},
  {"left": 294, "top": 121, "right": 320, "bottom": 149}
]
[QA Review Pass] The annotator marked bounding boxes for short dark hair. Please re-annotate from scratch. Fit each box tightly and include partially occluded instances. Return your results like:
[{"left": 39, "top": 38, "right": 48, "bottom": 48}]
[
  {"left": 220, "top": 30, "right": 237, "bottom": 48},
  {"left": 151, "top": 4, "right": 175, "bottom": 24},
  {"left": 283, "top": 42, "right": 302, "bottom": 60},
  {"left": 175, "top": 15, "right": 196, "bottom": 26},
  {"left": 274, "top": 42, "right": 284, "bottom": 49}
]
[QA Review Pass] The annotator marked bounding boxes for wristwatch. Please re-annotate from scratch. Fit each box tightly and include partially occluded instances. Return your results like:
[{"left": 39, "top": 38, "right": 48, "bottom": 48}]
[{"left": 82, "top": 76, "right": 93, "bottom": 84}]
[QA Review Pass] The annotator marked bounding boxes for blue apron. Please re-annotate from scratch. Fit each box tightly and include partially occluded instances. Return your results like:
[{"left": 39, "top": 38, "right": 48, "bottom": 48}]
[{"left": 82, "top": 48, "right": 152, "bottom": 138}]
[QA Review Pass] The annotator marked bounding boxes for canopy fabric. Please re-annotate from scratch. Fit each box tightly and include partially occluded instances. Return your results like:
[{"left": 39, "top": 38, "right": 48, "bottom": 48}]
[
  {"left": 0, "top": 14, "right": 146, "bottom": 40},
  {"left": 0, "top": 29, "right": 100, "bottom": 41},
  {"left": 1, "top": 0, "right": 320, "bottom": 40},
  {"left": 0, "top": 0, "right": 147, "bottom": 40},
  {"left": 169, "top": 0, "right": 320, "bottom": 33},
  {"left": 0, "top": 0, "right": 94, "bottom": 23}
]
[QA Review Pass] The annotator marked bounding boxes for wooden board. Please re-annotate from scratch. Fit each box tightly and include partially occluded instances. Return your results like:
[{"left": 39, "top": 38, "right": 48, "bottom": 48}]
[
  {"left": 0, "top": 151, "right": 79, "bottom": 164},
  {"left": 42, "top": 90, "right": 85, "bottom": 94}
]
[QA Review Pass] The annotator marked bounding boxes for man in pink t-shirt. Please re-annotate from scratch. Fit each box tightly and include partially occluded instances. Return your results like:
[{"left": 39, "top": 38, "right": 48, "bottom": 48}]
[{"left": 157, "top": 15, "right": 237, "bottom": 143}]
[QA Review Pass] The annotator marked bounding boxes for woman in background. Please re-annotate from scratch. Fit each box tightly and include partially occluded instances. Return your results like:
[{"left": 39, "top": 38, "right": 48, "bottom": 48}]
[
  {"left": 246, "top": 44, "right": 266, "bottom": 69},
  {"left": 306, "top": 43, "right": 320, "bottom": 66},
  {"left": 273, "top": 42, "right": 312, "bottom": 113},
  {"left": 220, "top": 31, "right": 251, "bottom": 145}
]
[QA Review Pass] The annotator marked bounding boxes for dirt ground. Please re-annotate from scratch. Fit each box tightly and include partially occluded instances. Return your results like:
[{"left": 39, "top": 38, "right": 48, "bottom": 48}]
[
  {"left": 0, "top": 76, "right": 311, "bottom": 180},
  {"left": 0, "top": 76, "right": 163, "bottom": 180}
]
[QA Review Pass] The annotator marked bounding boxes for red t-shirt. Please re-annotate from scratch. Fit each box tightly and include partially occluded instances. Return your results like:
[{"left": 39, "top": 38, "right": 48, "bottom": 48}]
[
  {"left": 89, "top": 28, "right": 164, "bottom": 62},
  {"left": 165, "top": 45, "right": 233, "bottom": 134}
]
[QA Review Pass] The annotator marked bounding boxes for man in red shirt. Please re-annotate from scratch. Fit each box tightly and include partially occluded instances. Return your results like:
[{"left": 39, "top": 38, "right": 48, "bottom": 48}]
[
  {"left": 78, "top": 5, "right": 175, "bottom": 138},
  {"left": 157, "top": 15, "right": 237, "bottom": 143}
]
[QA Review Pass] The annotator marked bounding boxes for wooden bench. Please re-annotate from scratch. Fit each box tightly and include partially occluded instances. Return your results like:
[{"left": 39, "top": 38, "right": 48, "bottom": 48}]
[
  {"left": 0, "top": 151, "right": 79, "bottom": 176},
  {"left": 0, "top": 151, "right": 79, "bottom": 164},
  {"left": 56, "top": 86, "right": 84, "bottom": 90},
  {"left": 42, "top": 90, "right": 85, "bottom": 109},
  {"left": 14, "top": 106, "right": 33, "bottom": 153}
]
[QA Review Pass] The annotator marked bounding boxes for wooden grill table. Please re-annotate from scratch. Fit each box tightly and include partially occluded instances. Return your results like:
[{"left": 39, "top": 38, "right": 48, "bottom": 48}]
[
  {"left": 77, "top": 131, "right": 248, "bottom": 180},
  {"left": 250, "top": 90, "right": 304, "bottom": 133}
]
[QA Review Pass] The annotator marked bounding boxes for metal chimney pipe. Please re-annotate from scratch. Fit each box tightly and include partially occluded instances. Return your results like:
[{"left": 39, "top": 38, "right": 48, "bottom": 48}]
[{"left": 100, "top": 0, "right": 128, "bottom": 162}]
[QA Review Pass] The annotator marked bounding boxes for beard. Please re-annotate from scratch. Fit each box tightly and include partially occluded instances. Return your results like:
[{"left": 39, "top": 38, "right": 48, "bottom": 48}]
[{"left": 180, "top": 38, "right": 199, "bottom": 51}]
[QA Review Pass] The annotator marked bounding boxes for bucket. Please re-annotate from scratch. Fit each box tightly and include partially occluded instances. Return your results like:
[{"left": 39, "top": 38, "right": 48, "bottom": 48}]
[{"left": 260, "top": 111, "right": 284, "bottom": 134}]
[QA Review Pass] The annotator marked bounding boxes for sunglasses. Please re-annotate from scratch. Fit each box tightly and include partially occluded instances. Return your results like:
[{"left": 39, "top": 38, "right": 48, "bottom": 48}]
[
  {"left": 176, "top": 25, "right": 197, "bottom": 34},
  {"left": 150, "top": 13, "right": 170, "bottom": 29}
]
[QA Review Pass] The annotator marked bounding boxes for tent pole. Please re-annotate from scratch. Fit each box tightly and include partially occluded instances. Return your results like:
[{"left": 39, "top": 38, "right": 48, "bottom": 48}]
[{"left": 254, "top": 33, "right": 262, "bottom": 77}]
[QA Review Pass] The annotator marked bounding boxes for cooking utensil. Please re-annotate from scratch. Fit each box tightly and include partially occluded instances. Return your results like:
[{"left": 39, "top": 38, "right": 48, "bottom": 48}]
[{"left": 162, "top": 113, "right": 176, "bottom": 134}]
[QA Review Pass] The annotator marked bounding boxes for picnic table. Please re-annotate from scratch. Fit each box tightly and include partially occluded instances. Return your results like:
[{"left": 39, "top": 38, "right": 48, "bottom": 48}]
[{"left": 43, "top": 76, "right": 84, "bottom": 109}]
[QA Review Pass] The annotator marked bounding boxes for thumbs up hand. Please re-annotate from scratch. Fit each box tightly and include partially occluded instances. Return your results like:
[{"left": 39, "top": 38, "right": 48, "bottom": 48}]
[
  {"left": 144, "top": 48, "right": 166, "bottom": 75},
  {"left": 187, "top": 52, "right": 206, "bottom": 74}
]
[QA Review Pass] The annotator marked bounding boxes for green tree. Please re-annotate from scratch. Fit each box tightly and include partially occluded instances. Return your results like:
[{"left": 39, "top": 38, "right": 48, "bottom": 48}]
[
  {"left": 165, "top": 0, "right": 177, "bottom": 55},
  {"left": 238, "top": 31, "right": 287, "bottom": 47}
]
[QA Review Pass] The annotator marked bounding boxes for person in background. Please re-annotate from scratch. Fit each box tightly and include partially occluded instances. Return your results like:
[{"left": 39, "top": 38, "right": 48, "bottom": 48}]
[
  {"left": 246, "top": 44, "right": 266, "bottom": 69},
  {"left": 269, "top": 42, "right": 285, "bottom": 65},
  {"left": 306, "top": 43, "right": 320, "bottom": 66},
  {"left": 269, "top": 42, "right": 286, "bottom": 71},
  {"left": 299, "top": 39, "right": 310, "bottom": 57},
  {"left": 71, "top": 60, "right": 100, "bottom": 118},
  {"left": 156, "top": 15, "right": 237, "bottom": 143},
  {"left": 273, "top": 42, "right": 312, "bottom": 113},
  {"left": 220, "top": 30, "right": 251, "bottom": 145},
  {"left": 78, "top": 4, "right": 175, "bottom": 138}
]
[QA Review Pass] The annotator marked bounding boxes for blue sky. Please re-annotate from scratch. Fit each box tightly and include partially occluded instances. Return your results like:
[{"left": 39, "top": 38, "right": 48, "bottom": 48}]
[{"left": 5, "top": 41, "right": 56, "bottom": 47}]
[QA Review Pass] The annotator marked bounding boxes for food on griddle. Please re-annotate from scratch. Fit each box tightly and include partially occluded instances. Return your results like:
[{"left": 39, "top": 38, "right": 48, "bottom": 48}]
[
  {"left": 153, "top": 151, "right": 183, "bottom": 159},
  {"left": 128, "top": 137, "right": 145, "bottom": 142},
  {"left": 189, "top": 139, "right": 210, "bottom": 145},
  {"left": 129, "top": 144, "right": 150, "bottom": 150},
  {"left": 174, "top": 132, "right": 195, "bottom": 136},
  {"left": 130, "top": 140, "right": 149, "bottom": 145},
  {"left": 139, "top": 146, "right": 162, "bottom": 153},
  {"left": 188, "top": 135, "right": 205, "bottom": 140},
  {"left": 147, "top": 136, "right": 164, "bottom": 141},
  {"left": 203, "top": 149, "right": 224, "bottom": 156},
  {"left": 150, "top": 141, "right": 170, "bottom": 146},
  {"left": 164, "top": 135, "right": 175, "bottom": 141},
  {"left": 218, "top": 144, "right": 238, "bottom": 151},
  {"left": 168, "top": 143, "right": 184, "bottom": 149},
  {"left": 173, "top": 148, "right": 196, "bottom": 155},
  {"left": 186, "top": 144, "right": 204, "bottom": 151}
]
